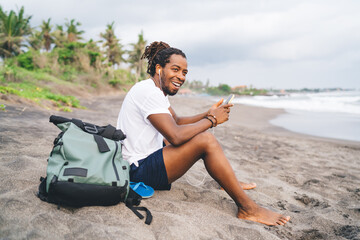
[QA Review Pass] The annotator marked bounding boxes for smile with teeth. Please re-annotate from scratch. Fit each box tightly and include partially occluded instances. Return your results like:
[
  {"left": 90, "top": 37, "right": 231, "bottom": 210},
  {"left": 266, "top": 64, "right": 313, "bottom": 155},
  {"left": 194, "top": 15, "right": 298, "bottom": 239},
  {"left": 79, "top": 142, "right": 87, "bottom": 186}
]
[{"left": 172, "top": 82, "right": 181, "bottom": 88}]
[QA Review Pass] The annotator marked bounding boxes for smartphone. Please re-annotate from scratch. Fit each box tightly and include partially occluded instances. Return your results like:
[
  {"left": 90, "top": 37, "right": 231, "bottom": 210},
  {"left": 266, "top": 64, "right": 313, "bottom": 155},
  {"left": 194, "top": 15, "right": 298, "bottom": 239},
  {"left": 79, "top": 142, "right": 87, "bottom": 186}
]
[{"left": 223, "top": 94, "right": 234, "bottom": 105}]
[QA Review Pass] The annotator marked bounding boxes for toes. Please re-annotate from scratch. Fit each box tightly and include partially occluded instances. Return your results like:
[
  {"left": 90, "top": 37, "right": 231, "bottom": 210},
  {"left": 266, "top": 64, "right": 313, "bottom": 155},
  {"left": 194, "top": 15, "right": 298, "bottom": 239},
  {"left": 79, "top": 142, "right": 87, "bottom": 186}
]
[
  {"left": 279, "top": 219, "right": 287, "bottom": 224},
  {"left": 278, "top": 216, "right": 290, "bottom": 225},
  {"left": 276, "top": 220, "right": 285, "bottom": 225},
  {"left": 241, "top": 182, "right": 257, "bottom": 190},
  {"left": 249, "top": 183, "right": 257, "bottom": 188}
]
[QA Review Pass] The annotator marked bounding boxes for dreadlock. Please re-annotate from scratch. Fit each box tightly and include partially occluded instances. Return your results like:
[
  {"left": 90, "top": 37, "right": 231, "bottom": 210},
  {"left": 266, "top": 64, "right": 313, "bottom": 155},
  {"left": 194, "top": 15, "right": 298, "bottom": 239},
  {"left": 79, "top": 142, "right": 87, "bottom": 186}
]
[{"left": 141, "top": 41, "right": 186, "bottom": 77}]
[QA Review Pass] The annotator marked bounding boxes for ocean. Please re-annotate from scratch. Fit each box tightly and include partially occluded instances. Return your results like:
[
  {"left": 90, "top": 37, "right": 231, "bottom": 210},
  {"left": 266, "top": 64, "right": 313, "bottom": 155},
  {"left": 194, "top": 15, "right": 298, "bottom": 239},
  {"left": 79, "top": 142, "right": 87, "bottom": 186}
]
[{"left": 232, "top": 91, "right": 360, "bottom": 142}]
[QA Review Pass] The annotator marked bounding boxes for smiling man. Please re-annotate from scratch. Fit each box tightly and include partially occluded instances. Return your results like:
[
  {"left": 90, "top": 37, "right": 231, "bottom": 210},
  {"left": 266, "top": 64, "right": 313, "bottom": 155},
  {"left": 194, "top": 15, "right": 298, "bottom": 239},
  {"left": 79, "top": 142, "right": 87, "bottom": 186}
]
[{"left": 117, "top": 41, "right": 290, "bottom": 226}]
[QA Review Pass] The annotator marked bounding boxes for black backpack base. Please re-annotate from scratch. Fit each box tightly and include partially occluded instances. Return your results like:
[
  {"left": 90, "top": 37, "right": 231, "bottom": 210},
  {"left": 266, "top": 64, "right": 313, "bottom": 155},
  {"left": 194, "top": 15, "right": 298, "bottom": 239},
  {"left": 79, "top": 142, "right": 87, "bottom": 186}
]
[
  {"left": 38, "top": 176, "right": 152, "bottom": 224},
  {"left": 38, "top": 176, "right": 129, "bottom": 207}
]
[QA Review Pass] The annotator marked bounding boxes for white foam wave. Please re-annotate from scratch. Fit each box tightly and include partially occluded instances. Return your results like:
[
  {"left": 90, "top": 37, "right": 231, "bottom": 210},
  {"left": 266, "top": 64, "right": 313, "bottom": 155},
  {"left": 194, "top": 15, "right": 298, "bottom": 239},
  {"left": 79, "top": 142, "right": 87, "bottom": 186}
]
[{"left": 233, "top": 91, "right": 360, "bottom": 115}]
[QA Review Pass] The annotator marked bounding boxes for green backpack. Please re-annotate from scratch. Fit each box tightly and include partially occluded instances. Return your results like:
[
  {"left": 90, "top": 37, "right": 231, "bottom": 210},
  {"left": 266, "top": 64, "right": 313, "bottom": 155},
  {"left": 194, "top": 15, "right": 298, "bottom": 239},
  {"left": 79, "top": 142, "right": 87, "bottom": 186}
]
[{"left": 37, "top": 115, "right": 152, "bottom": 225}]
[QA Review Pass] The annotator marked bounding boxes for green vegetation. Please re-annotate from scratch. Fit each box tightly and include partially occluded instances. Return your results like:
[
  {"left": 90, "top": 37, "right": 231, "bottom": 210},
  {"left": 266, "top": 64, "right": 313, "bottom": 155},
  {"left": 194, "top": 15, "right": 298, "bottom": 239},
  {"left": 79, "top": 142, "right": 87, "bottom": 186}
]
[
  {"left": 0, "top": 80, "right": 82, "bottom": 111},
  {"left": 0, "top": 103, "right": 6, "bottom": 111},
  {"left": 183, "top": 80, "right": 268, "bottom": 96},
  {"left": 206, "top": 84, "right": 232, "bottom": 95},
  {"left": 0, "top": 5, "right": 149, "bottom": 111}
]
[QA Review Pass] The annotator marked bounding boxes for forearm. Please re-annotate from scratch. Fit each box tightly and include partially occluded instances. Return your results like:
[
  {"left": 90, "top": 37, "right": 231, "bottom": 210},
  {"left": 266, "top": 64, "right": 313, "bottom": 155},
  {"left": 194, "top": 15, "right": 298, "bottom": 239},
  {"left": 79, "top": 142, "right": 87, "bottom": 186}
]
[
  {"left": 149, "top": 111, "right": 216, "bottom": 147},
  {"left": 170, "top": 118, "right": 212, "bottom": 145},
  {"left": 175, "top": 111, "right": 209, "bottom": 125}
]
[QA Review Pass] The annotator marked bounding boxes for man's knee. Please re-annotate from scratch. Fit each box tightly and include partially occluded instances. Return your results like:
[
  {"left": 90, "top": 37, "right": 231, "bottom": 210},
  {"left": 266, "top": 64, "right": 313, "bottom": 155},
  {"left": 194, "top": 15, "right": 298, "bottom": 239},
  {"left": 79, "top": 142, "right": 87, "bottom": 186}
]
[{"left": 193, "top": 131, "right": 218, "bottom": 150}]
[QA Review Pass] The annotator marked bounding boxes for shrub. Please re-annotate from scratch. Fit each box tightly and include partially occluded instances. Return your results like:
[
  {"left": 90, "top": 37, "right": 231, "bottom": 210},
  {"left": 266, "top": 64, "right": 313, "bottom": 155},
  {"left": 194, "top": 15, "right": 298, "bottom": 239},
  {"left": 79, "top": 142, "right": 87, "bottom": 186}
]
[
  {"left": 206, "top": 83, "right": 232, "bottom": 96},
  {"left": 0, "top": 65, "right": 20, "bottom": 82},
  {"left": 206, "top": 87, "right": 225, "bottom": 96},
  {"left": 108, "top": 69, "right": 135, "bottom": 87},
  {"left": 87, "top": 50, "right": 100, "bottom": 67},
  {"left": 17, "top": 51, "right": 35, "bottom": 70},
  {"left": 218, "top": 84, "right": 231, "bottom": 94},
  {"left": 57, "top": 47, "right": 76, "bottom": 65}
]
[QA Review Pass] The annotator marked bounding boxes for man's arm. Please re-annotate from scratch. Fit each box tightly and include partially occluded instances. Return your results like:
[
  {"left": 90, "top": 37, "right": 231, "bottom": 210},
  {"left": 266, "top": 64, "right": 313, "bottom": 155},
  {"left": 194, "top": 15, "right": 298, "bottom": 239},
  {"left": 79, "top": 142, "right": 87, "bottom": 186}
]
[
  {"left": 148, "top": 113, "right": 212, "bottom": 146},
  {"left": 169, "top": 107, "right": 208, "bottom": 125},
  {"left": 148, "top": 100, "right": 232, "bottom": 146}
]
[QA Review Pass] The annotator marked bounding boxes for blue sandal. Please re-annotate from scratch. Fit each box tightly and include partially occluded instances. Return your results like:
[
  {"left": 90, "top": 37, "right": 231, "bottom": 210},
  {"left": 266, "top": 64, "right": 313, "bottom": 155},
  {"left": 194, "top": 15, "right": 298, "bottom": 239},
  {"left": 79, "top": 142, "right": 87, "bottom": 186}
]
[{"left": 130, "top": 182, "right": 154, "bottom": 198}]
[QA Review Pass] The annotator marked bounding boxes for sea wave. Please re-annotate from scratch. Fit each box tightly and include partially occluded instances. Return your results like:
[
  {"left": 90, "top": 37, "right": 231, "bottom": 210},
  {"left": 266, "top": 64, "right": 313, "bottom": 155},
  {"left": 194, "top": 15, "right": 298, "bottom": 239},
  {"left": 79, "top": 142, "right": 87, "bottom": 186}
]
[{"left": 233, "top": 91, "right": 360, "bottom": 115}]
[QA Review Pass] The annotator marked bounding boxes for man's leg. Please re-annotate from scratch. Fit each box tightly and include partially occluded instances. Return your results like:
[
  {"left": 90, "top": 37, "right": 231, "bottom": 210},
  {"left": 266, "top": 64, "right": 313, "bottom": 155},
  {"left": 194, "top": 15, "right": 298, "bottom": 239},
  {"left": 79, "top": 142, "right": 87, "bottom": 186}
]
[
  {"left": 163, "top": 131, "right": 290, "bottom": 226},
  {"left": 163, "top": 138, "right": 256, "bottom": 190}
]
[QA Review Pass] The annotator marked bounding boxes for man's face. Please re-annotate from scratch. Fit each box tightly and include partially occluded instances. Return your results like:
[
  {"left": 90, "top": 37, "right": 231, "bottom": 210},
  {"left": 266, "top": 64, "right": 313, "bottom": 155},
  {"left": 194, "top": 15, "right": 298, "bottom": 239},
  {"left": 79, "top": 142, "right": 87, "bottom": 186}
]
[{"left": 159, "top": 54, "right": 188, "bottom": 96}]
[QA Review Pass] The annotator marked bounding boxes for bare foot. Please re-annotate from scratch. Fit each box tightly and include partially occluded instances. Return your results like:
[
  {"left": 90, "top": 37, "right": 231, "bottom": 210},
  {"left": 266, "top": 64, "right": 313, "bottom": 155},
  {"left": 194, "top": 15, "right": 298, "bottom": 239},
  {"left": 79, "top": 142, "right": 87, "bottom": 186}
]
[
  {"left": 237, "top": 206, "right": 290, "bottom": 226},
  {"left": 240, "top": 182, "right": 256, "bottom": 190},
  {"left": 221, "top": 182, "right": 256, "bottom": 191}
]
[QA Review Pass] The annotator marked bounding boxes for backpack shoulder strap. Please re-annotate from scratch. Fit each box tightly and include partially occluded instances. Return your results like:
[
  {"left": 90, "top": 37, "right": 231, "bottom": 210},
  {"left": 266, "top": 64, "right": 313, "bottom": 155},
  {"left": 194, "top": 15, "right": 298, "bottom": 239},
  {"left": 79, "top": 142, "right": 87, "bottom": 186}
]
[
  {"left": 102, "top": 125, "right": 116, "bottom": 139},
  {"left": 126, "top": 188, "right": 152, "bottom": 225},
  {"left": 37, "top": 177, "right": 48, "bottom": 202}
]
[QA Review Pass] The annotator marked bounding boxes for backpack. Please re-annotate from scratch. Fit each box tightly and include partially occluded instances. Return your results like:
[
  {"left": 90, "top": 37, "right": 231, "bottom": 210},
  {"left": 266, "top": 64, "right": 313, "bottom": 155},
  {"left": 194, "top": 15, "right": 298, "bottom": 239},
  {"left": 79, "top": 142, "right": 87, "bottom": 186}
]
[{"left": 37, "top": 115, "right": 152, "bottom": 225}]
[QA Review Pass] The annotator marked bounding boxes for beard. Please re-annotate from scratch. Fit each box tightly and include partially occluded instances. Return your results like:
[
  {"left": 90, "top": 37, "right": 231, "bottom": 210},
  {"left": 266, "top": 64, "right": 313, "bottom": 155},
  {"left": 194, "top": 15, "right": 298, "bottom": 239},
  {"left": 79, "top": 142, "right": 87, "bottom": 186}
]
[
  {"left": 163, "top": 85, "right": 178, "bottom": 96},
  {"left": 160, "top": 77, "right": 178, "bottom": 96}
]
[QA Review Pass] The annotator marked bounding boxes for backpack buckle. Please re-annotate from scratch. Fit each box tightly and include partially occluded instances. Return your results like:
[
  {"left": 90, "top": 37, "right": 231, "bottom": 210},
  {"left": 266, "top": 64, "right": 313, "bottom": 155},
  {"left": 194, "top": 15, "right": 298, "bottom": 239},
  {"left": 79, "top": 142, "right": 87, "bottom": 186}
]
[{"left": 84, "top": 124, "right": 98, "bottom": 134}]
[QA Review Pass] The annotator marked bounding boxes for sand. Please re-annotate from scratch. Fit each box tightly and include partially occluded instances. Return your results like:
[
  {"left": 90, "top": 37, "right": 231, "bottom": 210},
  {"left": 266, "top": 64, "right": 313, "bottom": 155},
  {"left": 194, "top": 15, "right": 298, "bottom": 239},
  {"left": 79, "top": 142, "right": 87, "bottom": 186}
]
[{"left": 0, "top": 94, "right": 359, "bottom": 240}]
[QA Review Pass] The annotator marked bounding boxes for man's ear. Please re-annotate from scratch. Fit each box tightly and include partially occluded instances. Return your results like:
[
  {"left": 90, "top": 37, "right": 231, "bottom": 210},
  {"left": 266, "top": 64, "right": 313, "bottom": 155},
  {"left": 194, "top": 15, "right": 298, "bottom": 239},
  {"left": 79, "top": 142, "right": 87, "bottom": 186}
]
[{"left": 155, "top": 64, "right": 162, "bottom": 75}]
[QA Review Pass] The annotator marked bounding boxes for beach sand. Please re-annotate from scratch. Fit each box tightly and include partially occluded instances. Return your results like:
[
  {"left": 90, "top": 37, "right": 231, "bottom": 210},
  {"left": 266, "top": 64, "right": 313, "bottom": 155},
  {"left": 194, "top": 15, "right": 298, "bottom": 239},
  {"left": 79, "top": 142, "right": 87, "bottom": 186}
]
[{"left": 0, "top": 94, "right": 359, "bottom": 240}]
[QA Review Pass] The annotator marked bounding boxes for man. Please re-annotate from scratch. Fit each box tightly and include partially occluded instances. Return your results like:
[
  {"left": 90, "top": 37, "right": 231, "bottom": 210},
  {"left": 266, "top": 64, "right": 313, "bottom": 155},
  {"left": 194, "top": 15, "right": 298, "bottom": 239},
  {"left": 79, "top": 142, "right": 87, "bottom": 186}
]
[{"left": 117, "top": 41, "right": 290, "bottom": 226}]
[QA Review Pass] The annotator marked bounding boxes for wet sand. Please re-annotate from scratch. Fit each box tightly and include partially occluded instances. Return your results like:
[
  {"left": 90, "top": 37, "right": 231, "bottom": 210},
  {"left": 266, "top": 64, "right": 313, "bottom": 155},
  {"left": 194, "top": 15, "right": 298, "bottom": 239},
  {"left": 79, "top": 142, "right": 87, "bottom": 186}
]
[{"left": 0, "top": 93, "right": 359, "bottom": 239}]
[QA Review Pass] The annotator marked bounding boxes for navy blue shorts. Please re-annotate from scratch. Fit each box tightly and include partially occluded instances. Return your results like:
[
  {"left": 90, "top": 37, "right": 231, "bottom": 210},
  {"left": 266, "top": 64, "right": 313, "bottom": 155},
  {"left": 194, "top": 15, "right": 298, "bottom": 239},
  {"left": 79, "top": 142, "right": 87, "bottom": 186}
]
[{"left": 130, "top": 148, "right": 171, "bottom": 190}]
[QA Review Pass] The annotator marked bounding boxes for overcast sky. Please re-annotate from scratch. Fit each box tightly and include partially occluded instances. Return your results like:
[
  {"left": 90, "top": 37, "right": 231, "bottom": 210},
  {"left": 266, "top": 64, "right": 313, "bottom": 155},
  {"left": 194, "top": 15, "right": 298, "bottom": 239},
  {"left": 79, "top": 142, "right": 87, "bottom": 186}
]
[{"left": 1, "top": 0, "right": 360, "bottom": 89}]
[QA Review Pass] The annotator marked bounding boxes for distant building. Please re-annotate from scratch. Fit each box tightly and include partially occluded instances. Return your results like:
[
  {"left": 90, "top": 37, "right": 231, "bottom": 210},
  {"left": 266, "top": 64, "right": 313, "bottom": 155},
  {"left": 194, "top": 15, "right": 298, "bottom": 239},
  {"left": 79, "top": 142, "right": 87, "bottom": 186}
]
[
  {"left": 178, "top": 88, "right": 193, "bottom": 95},
  {"left": 232, "top": 85, "right": 247, "bottom": 92}
]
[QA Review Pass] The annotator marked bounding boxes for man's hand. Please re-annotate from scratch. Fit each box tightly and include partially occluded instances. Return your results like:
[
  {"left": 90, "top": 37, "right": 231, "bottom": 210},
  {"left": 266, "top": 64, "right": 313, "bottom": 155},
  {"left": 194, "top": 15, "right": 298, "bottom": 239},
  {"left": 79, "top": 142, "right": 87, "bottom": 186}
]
[
  {"left": 209, "top": 98, "right": 224, "bottom": 112},
  {"left": 208, "top": 98, "right": 234, "bottom": 126}
]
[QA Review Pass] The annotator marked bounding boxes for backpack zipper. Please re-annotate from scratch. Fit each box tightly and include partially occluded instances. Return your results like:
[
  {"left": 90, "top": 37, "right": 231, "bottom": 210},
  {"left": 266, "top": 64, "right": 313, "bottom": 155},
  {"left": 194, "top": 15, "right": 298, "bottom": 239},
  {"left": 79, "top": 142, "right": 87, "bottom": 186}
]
[{"left": 112, "top": 141, "right": 120, "bottom": 181}]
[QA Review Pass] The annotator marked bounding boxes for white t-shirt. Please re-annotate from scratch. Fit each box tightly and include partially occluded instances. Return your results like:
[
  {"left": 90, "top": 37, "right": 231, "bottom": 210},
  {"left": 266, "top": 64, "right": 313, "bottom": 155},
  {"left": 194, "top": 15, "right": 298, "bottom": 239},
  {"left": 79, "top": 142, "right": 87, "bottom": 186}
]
[{"left": 117, "top": 79, "right": 171, "bottom": 166}]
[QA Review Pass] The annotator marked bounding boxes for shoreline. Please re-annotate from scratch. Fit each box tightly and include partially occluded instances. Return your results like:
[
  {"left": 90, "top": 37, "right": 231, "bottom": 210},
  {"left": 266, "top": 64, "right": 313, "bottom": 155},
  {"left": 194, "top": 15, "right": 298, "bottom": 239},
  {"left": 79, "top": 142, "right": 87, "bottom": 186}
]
[
  {"left": 270, "top": 109, "right": 360, "bottom": 143},
  {"left": 1, "top": 93, "right": 360, "bottom": 239},
  {"left": 171, "top": 95, "right": 360, "bottom": 147},
  {"left": 229, "top": 91, "right": 360, "bottom": 144}
]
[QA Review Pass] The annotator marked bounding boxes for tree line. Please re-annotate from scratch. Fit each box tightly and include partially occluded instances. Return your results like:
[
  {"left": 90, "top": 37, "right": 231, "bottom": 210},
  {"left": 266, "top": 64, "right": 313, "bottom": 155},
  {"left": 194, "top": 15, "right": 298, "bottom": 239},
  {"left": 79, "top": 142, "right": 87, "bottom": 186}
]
[{"left": 0, "top": 5, "right": 148, "bottom": 83}]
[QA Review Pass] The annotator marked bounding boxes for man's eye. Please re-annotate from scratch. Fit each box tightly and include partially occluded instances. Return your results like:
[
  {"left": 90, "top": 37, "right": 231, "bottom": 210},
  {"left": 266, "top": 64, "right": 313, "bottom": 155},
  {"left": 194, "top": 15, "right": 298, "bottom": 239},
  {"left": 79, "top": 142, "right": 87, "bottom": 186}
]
[{"left": 173, "top": 68, "right": 178, "bottom": 72}]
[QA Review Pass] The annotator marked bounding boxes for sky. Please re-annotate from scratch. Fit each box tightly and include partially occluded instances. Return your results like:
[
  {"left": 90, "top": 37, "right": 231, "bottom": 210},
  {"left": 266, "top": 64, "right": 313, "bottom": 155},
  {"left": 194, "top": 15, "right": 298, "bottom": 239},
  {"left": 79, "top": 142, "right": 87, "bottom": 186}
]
[{"left": 1, "top": 0, "right": 360, "bottom": 89}]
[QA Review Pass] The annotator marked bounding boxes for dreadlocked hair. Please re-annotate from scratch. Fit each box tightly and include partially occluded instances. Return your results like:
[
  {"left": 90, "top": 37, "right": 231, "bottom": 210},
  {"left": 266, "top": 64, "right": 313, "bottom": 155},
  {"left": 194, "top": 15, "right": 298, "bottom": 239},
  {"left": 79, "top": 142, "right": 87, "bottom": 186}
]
[{"left": 141, "top": 41, "right": 186, "bottom": 77}]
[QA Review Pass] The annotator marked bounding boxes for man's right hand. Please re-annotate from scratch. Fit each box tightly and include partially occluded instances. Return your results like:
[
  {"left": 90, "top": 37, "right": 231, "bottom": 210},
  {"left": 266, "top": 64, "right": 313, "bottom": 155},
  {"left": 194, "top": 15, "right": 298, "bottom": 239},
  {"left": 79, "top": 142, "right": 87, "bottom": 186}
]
[
  {"left": 209, "top": 98, "right": 224, "bottom": 113},
  {"left": 208, "top": 99, "right": 233, "bottom": 126}
]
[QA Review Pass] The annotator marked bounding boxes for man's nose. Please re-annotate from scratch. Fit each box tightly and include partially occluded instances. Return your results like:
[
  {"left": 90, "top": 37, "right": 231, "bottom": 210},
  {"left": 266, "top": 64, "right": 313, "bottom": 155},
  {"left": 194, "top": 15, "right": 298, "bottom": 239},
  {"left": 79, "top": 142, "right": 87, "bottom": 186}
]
[{"left": 177, "top": 72, "right": 186, "bottom": 81}]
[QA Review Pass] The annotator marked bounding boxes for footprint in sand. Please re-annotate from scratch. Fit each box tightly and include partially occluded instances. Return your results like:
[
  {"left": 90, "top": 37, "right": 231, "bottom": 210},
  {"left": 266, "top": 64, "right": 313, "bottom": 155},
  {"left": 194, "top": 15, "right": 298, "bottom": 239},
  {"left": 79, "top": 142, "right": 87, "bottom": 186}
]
[{"left": 294, "top": 193, "right": 330, "bottom": 208}]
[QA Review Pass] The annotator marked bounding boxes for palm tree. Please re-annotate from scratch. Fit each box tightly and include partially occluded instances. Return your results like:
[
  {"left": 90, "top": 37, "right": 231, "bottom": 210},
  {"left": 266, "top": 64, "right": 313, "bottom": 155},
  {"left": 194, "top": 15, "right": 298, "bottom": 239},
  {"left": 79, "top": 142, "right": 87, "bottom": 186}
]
[
  {"left": 40, "top": 18, "right": 53, "bottom": 51},
  {"left": 65, "top": 19, "right": 84, "bottom": 43},
  {"left": 86, "top": 39, "right": 102, "bottom": 68},
  {"left": 28, "top": 29, "right": 42, "bottom": 50},
  {"left": 51, "top": 25, "right": 67, "bottom": 48},
  {"left": 100, "top": 22, "right": 124, "bottom": 67},
  {"left": 128, "top": 31, "right": 147, "bottom": 81},
  {"left": 0, "top": 6, "right": 32, "bottom": 58}
]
